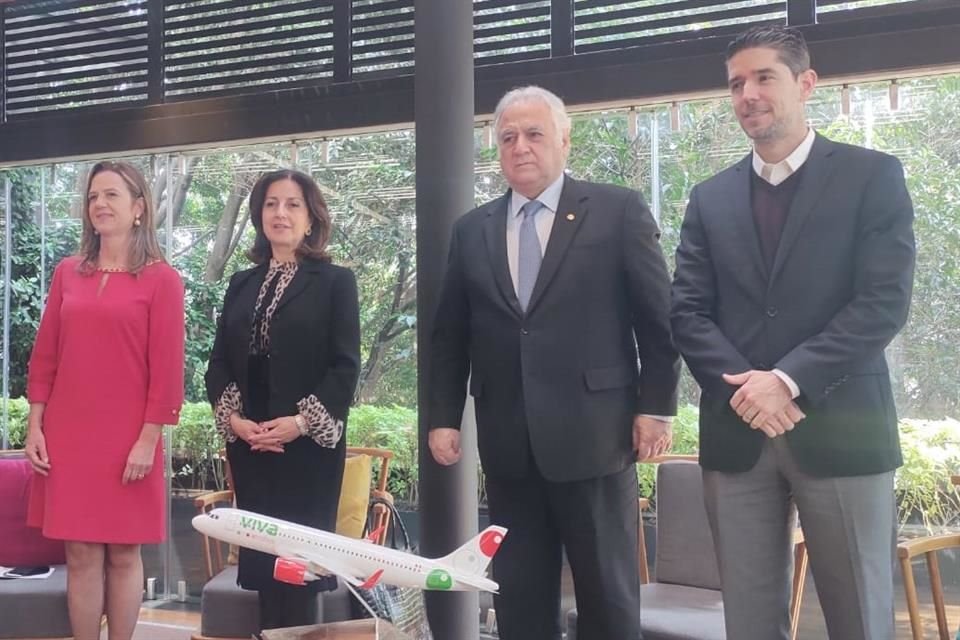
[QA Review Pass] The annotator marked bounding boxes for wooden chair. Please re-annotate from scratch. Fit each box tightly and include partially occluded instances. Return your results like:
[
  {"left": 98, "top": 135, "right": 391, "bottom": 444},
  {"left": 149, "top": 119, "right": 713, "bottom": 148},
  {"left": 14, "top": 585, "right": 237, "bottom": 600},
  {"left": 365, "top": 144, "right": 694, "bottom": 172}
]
[
  {"left": 636, "top": 500, "right": 808, "bottom": 638},
  {"left": 567, "top": 455, "right": 809, "bottom": 640},
  {"left": 191, "top": 447, "right": 396, "bottom": 640},
  {"left": 898, "top": 474, "right": 960, "bottom": 640},
  {"left": 347, "top": 447, "right": 395, "bottom": 546}
]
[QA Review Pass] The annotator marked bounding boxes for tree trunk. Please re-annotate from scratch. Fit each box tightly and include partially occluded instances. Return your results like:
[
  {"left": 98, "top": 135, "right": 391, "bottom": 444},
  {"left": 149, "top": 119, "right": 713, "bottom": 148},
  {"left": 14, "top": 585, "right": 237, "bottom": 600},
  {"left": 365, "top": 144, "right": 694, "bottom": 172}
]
[
  {"left": 354, "top": 252, "right": 416, "bottom": 402},
  {"left": 204, "top": 172, "right": 255, "bottom": 283},
  {"left": 153, "top": 157, "right": 197, "bottom": 228}
]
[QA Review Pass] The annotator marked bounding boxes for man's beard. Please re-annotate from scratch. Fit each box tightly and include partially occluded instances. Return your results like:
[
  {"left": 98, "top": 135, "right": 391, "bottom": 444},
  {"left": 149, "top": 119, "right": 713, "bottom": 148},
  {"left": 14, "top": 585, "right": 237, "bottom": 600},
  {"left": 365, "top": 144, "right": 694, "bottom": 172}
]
[{"left": 744, "top": 115, "right": 788, "bottom": 143}]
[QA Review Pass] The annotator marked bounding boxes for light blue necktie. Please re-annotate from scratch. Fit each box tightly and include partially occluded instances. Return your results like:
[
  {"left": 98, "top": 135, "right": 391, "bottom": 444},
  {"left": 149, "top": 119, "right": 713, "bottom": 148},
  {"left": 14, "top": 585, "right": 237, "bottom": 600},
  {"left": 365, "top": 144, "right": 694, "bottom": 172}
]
[{"left": 517, "top": 199, "right": 544, "bottom": 311}]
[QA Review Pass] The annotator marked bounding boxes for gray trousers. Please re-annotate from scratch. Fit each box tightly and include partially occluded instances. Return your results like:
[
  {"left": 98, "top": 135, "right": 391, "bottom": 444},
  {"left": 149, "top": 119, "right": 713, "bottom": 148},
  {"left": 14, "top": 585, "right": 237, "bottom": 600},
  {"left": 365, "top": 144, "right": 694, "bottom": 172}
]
[{"left": 703, "top": 437, "right": 896, "bottom": 640}]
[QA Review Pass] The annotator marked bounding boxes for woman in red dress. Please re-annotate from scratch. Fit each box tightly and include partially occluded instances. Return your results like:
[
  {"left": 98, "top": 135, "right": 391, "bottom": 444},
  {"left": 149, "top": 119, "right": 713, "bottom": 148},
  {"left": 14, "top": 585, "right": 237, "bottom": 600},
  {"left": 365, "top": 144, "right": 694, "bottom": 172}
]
[{"left": 23, "top": 161, "right": 185, "bottom": 640}]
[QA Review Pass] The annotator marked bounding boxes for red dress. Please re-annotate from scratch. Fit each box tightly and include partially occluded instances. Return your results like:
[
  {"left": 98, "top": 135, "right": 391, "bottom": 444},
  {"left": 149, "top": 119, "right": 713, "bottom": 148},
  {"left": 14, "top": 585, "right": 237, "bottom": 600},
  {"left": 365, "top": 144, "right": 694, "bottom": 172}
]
[{"left": 26, "top": 256, "right": 185, "bottom": 544}]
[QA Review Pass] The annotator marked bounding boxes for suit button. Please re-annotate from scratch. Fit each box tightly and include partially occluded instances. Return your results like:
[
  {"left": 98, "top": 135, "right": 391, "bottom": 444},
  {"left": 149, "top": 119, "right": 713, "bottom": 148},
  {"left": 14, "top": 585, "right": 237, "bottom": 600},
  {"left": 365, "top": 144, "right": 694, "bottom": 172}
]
[
  {"left": 521, "top": 328, "right": 529, "bottom": 335},
  {"left": 766, "top": 307, "right": 778, "bottom": 318}
]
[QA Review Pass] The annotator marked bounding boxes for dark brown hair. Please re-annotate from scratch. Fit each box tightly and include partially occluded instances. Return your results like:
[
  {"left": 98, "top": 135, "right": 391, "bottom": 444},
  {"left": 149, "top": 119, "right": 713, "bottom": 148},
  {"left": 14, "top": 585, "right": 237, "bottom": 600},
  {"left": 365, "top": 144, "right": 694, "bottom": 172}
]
[
  {"left": 247, "top": 169, "right": 332, "bottom": 265},
  {"left": 726, "top": 25, "right": 811, "bottom": 77},
  {"left": 78, "top": 161, "right": 164, "bottom": 275}
]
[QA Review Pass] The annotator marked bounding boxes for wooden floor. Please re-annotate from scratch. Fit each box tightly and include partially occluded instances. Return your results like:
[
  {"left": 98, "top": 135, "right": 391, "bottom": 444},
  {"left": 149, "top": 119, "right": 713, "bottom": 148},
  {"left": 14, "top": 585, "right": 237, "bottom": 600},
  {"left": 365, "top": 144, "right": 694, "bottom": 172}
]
[
  {"left": 91, "top": 580, "right": 958, "bottom": 640},
  {"left": 9, "top": 569, "right": 960, "bottom": 640},
  {"left": 113, "top": 604, "right": 201, "bottom": 640}
]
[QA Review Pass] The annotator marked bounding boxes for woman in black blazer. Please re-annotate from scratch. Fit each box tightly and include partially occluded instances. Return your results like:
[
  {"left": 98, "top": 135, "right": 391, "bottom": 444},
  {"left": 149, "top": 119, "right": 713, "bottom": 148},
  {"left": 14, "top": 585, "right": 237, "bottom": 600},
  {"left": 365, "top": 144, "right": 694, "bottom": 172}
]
[{"left": 204, "top": 169, "right": 360, "bottom": 632}]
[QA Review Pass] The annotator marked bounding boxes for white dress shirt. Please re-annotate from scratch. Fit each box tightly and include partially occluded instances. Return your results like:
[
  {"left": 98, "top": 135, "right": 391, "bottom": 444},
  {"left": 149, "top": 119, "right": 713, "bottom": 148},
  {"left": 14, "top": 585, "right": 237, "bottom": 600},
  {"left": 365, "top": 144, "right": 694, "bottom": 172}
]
[
  {"left": 750, "top": 127, "right": 816, "bottom": 399},
  {"left": 752, "top": 126, "right": 816, "bottom": 186}
]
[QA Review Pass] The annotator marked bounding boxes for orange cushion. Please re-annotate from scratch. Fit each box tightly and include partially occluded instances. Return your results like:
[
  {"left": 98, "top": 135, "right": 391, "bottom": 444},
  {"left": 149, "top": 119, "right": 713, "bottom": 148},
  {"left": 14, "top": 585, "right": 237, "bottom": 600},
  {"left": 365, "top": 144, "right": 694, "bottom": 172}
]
[{"left": 336, "top": 454, "right": 372, "bottom": 539}]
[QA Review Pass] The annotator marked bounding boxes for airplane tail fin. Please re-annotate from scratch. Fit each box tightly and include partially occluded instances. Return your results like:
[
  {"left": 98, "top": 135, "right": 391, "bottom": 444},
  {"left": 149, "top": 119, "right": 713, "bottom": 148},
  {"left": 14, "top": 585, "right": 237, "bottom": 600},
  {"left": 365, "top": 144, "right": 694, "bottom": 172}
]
[{"left": 438, "top": 526, "right": 507, "bottom": 576}]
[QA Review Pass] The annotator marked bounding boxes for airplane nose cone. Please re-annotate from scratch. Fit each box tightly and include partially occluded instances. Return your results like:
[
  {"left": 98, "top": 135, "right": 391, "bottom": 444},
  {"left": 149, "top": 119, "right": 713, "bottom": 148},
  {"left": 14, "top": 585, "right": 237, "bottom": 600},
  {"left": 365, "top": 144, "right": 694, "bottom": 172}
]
[{"left": 191, "top": 514, "right": 211, "bottom": 534}]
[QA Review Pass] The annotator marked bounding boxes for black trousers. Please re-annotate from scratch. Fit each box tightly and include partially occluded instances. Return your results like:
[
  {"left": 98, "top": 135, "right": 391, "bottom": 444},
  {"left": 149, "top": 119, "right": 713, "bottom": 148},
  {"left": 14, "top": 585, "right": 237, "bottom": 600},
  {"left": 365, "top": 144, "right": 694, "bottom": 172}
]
[
  {"left": 258, "top": 583, "right": 318, "bottom": 631},
  {"left": 485, "top": 464, "right": 641, "bottom": 640}
]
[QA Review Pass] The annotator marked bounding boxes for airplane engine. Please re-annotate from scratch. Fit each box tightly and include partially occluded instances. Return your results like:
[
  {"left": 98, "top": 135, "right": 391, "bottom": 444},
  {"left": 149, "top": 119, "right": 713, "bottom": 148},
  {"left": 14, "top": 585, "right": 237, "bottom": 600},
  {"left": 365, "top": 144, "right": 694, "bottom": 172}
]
[{"left": 273, "top": 558, "right": 317, "bottom": 586}]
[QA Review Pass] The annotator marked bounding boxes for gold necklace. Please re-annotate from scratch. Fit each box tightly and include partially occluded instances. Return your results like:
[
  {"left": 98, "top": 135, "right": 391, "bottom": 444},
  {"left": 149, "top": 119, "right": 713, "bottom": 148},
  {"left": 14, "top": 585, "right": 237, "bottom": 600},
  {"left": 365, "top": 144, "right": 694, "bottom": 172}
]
[{"left": 96, "top": 265, "right": 130, "bottom": 273}]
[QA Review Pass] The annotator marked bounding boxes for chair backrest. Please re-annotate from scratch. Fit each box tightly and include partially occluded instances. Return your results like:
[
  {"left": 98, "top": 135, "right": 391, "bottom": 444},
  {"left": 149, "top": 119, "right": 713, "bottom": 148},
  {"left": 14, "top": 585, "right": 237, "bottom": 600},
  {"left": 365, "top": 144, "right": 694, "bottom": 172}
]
[
  {"left": 898, "top": 478, "right": 960, "bottom": 640},
  {"left": 653, "top": 460, "right": 722, "bottom": 590},
  {"left": 346, "top": 447, "right": 395, "bottom": 545},
  {"left": 348, "top": 447, "right": 393, "bottom": 494},
  {"left": 194, "top": 489, "right": 236, "bottom": 580}
]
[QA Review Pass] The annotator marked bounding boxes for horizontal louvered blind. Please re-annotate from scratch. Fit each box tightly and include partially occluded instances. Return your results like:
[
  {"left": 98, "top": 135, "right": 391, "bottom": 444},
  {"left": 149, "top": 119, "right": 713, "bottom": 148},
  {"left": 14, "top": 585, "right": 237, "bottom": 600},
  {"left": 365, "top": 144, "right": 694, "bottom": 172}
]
[
  {"left": 4, "top": 0, "right": 150, "bottom": 117},
  {"left": 164, "top": 0, "right": 335, "bottom": 100},
  {"left": 574, "top": 0, "right": 786, "bottom": 54},
  {"left": 474, "top": 0, "right": 551, "bottom": 66},
  {"left": 352, "top": 0, "right": 414, "bottom": 77},
  {"left": 818, "top": 0, "right": 923, "bottom": 14}
]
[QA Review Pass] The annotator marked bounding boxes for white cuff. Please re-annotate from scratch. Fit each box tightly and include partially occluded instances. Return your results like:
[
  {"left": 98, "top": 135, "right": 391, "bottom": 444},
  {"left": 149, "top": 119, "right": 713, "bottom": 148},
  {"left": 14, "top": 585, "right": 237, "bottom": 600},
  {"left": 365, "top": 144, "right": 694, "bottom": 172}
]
[
  {"left": 641, "top": 414, "right": 674, "bottom": 423},
  {"left": 772, "top": 369, "right": 800, "bottom": 399}
]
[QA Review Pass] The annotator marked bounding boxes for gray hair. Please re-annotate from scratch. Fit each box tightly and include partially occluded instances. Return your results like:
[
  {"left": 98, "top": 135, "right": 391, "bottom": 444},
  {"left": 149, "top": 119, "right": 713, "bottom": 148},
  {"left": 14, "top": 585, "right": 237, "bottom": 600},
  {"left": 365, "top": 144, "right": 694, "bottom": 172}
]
[{"left": 492, "top": 86, "right": 572, "bottom": 140}]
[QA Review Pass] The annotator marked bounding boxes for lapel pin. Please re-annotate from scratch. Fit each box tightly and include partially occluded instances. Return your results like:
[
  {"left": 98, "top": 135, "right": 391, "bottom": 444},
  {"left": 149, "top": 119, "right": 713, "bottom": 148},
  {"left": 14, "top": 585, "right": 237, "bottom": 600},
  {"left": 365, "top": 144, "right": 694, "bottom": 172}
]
[{"left": 566, "top": 213, "right": 576, "bottom": 221}]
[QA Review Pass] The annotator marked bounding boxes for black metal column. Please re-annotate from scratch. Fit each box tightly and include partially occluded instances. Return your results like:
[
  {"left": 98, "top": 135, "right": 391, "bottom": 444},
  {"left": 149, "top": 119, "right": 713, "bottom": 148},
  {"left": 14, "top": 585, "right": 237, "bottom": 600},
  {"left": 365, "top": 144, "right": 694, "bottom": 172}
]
[
  {"left": 147, "top": 0, "right": 165, "bottom": 105},
  {"left": 415, "top": 1, "right": 479, "bottom": 638},
  {"left": 551, "top": 0, "right": 574, "bottom": 57},
  {"left": 333, "top": 0, "right": 352, "bottom": 83},
  {"left": 787, "top": 0, "right": 817, "bottom": 26},
  {"left": 1, "top": 4, "right": 6, "bottom": 125}
]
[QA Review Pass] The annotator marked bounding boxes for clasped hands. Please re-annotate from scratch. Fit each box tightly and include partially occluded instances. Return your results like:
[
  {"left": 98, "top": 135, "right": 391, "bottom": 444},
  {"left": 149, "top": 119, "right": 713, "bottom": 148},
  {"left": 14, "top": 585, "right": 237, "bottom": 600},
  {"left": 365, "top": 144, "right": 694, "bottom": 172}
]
[
  {"left": 230, "top": 413, "right": 301, "bottom": 453},
  {"left": 723, "top": 370, "right": 806, "bottom": 438}
]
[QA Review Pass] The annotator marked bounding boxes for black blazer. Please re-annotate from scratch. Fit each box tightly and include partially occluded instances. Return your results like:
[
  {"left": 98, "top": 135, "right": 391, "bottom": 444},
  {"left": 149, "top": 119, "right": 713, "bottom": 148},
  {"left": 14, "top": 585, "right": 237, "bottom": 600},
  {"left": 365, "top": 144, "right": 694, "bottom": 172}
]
[
  {"left": 671, "top": 134, "right": 915, "bottom": 477},
  {"left": 204, "top": 258, "right": 360, "bottom": 591},
  {"left": 430, "top": 176, "right": 680, "bottom": 482},
  {"left": 205, "top": 258, "right": 361, "bottom": 430}
]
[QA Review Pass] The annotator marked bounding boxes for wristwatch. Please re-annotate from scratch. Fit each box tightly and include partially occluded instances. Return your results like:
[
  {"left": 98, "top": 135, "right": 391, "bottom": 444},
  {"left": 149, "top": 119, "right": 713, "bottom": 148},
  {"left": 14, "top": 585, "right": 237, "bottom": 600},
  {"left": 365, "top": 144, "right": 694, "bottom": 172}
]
[{"left": 294, "top": 414, "right": 309, "bottom": 436}]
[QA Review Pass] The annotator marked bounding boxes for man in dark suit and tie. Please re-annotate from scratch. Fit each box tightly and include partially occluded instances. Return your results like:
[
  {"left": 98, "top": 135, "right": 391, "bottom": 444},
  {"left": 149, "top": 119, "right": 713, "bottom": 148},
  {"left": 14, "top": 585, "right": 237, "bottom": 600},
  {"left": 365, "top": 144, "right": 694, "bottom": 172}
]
[
  {"left": 428, "top": 86, "right": 680, "bottom": 640},
  {"left": 671, "top": 26, "right": 915, "bottom": 640}
]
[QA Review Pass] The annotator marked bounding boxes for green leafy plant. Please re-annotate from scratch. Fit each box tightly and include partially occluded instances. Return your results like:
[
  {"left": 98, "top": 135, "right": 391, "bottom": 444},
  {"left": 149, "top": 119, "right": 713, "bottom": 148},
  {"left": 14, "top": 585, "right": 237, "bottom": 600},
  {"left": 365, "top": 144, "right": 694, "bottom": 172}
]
[
  {"left": 170, "top": 403, "right": 227, "bottom": 492},
  {"left": 636, "top": 405, "right": 700, "bottom": 504},
  {"left": 896, "top": 418, "right": 960, "bottom": 530},
  {"left": 3, "top": 399, "right": 959, "bottom": 528},
  {"left": 3, "top": 396, "right": 29, "bottom": 448},
  {"left": 346, "top": 404, "right": 419, "bottom": 505}
]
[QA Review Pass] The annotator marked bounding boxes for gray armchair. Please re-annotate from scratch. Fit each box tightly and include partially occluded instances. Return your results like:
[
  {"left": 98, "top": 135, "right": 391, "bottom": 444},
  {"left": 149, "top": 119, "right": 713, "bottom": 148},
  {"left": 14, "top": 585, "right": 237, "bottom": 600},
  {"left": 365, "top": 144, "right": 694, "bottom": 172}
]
[{"left": 566, "top": 457, "right": 808, "bottom": 640}]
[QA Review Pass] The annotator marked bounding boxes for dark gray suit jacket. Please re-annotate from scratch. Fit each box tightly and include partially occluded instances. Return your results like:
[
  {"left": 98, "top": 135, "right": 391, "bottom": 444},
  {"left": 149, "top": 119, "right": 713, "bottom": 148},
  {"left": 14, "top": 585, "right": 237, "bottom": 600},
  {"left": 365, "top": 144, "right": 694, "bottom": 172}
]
[
  {"left": 671, "top": 134, "right": 915, "bottom": 477},
  {"left": 430, "top": 176, "right": 680, "bottom": 482}
]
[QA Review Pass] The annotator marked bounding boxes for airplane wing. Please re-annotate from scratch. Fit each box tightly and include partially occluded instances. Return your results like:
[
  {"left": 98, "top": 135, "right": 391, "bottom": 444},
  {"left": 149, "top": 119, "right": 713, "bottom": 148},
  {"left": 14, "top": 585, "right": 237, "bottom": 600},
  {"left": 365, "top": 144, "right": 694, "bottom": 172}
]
[
  {"left": 285, "top": 549, "right": 383, "bottom": 589},
  {"left": 451, "top": 570, "right": 499, "bottom": 593}
]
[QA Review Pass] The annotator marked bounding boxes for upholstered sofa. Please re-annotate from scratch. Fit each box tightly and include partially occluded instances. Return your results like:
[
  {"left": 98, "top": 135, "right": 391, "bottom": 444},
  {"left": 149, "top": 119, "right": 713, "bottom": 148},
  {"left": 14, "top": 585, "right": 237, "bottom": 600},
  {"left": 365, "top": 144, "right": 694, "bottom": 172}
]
[{"left": 0, "top": 451, "right": 71, "bottom": 639}]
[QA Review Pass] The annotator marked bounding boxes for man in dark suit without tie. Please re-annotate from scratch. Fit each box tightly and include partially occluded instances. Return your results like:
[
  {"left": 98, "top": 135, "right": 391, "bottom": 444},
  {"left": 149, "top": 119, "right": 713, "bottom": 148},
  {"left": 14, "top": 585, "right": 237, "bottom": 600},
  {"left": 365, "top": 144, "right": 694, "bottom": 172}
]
[
  {"left": 671, "top": 26, "right": 915, "bottom": 640},
  {"left": 428, "top": 86, "right": 680, "bottom": 640}
]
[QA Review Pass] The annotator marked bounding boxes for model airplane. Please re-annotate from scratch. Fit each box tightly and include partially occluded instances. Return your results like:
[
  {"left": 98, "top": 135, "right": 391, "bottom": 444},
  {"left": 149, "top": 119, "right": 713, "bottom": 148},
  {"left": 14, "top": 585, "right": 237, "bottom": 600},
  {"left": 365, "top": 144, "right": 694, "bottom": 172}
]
[{"left": 192, "top": 508, "right": 507, "bottom": 593}]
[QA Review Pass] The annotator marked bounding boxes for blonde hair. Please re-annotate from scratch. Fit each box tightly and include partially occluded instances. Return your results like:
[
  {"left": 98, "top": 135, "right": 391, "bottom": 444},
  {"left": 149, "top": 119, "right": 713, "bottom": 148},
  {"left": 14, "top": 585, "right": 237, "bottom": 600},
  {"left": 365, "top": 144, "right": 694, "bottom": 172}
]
[{"left": 78, "top": 161, "right": 165, "bottom": 275}]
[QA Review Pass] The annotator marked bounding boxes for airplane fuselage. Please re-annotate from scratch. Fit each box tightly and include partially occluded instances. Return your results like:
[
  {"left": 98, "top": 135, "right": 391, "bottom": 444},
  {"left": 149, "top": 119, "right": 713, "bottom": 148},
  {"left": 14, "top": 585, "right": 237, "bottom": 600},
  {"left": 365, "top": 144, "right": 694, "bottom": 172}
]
[{"left": 193, "top": 508, "right": 498, "bottom": 592}]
